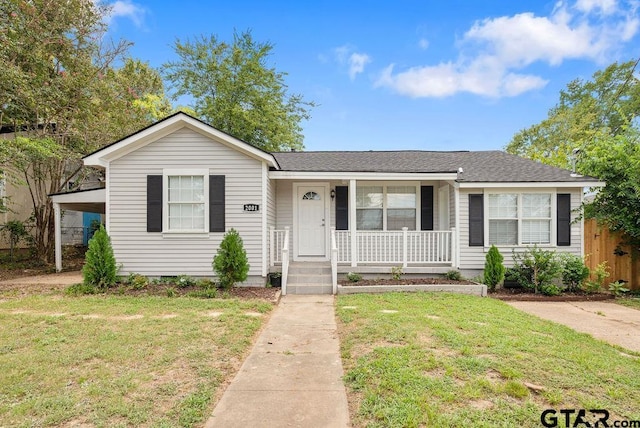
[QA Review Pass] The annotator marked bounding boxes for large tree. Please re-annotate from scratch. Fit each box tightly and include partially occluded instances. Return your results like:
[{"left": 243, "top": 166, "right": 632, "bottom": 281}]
[
  {"left": 505, "top": 60, "right": 640, "bottom": 169},
  {"left": 579, "top": 127, "right": 640, "bottom": 250},
  {"left": 162, "top": 30, "right": 314, "bottom": 152},
  {"left": 0, "top": 0, "right": 171, "bottom": 260}
]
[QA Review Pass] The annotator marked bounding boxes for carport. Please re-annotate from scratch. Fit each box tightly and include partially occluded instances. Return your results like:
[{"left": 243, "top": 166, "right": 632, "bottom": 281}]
[{"left": 49, "top": 188, "right": 105, "bottom": 272}]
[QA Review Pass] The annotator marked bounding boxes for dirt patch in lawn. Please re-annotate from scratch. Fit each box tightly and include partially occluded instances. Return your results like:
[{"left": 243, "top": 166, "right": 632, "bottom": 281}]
[{"left": 340, "top": 278, "right": 476, "bottom": 286}]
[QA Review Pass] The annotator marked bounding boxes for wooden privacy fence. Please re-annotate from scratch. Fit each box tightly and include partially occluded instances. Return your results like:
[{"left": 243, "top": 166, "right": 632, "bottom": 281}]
[{"left": 584, "top": 219, "right": 639, "bottom": 291}]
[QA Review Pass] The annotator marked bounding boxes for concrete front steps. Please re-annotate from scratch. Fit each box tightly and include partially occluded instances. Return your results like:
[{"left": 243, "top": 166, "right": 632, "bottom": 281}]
[{"left": 285, "top": 262, "right": 333, "bottom": 295}]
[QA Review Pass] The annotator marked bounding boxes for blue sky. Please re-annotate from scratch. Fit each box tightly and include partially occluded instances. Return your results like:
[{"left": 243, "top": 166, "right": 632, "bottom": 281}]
[{"left": 104, "top": 0, "right": 639, "bottom": 151}]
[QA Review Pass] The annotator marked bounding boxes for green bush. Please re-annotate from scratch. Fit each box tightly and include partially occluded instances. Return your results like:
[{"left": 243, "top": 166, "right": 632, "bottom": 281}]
[
  {"left": 346, "top": 272, "right": 362, "bottom": 282},
  {"left": 175, "top": 274, "right": 196, "bottom": 288},
  {"left": 584, "top": 261, "right": 609, "bottom": 294},
  {"left": 445, "top": 270, "right": 463, "bottom": 281},
  {"left": 609, "top": 281, "right": 629, "bottom": 297},
  {"left": 391, "top": 266, "right": 403, "bottom": 280},
  {"left": 559, "top": 253, "right": 590, "bottom": 292},
  {"left": 510, "top": 246, "right": 561, "bottom": 294},
  {"left": 213, "top": 228, "right": 250, "bottom": 289},
  {"left": 125, "top": 273, "right": 148, "bottom": 290},
  {"left": 483, "top": 245, "right": 505, "bottom": 291},
  {"left": 65, "top": 282, "right": 98, "bottom": 295},
  {"left": 82, "top": 225, "right": 117, "bottom": 290}
]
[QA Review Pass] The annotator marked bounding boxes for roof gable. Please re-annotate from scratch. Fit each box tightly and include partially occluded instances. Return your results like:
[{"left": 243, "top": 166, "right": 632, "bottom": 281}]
[{"left": 83, "top": 112, "right": 277, "bottom": 168}]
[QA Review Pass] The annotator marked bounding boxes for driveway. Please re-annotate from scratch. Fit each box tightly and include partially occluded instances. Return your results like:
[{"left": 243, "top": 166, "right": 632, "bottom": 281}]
[{"left": 507, "top": 301, "right": 640, "bottom": 353}]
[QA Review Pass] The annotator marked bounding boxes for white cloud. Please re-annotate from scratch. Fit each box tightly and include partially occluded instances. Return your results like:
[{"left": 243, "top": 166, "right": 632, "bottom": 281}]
[
  {"left": 105, "top": 1, "right": 146, "bottom": 28},
  {"left": 376, "top": 0, "right": 639, "bottom": 98},
  {"left": 418, "top": 38, "right": 429, "bottom": 50},
  {"left": 348, "top": 53, "right": 371, "bottom": 80},
  {"left": 333, "top": 45, "right": 371, "bottom": 80},
  {"left": 575, "top": 0, "right": 618, "bottom": 14}
]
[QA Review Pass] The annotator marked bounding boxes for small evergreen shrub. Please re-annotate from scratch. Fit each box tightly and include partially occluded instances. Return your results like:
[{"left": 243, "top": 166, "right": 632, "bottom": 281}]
[
  {"left": 483, "top": 245, "right": 505, "bottom": 291},
  {"left": 346, "top": 272, "right": 362, "bottom": 282},
  {"left": 445, "top": 270, "right": 463, "bottom": 281},
  {"left": 213, "top": 228, "right": 250, "bottom": 289},
  {"left": 559, "top": 253, "right": 590, "bottom": 292},
  {"left": 510, "top": 246, "right": 561, "bottom": 294},
  {"left": 82, "top": 225, "right": 117, "bottom": 290}
]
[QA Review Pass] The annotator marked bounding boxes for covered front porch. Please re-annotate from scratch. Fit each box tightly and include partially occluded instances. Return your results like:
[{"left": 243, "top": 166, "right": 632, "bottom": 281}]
[{"left": 267, "top": 175, "right": 460, "bottom": 294}]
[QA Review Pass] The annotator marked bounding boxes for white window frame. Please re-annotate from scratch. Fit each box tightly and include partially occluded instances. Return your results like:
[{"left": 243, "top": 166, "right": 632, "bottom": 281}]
[
  {"left": 484, "top": 190, "right": 557, "bottom": 248},
  {"left": 162, "top": 169, "right": 209, "bottom": 234},
  {"left": 355, "top": 182, "right": 420, "bottom": 231}
]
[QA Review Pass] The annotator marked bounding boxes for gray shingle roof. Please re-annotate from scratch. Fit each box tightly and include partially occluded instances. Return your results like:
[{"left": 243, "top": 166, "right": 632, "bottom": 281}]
[{"left": 271, "top": 150, "right": 600, "bottom": 183}]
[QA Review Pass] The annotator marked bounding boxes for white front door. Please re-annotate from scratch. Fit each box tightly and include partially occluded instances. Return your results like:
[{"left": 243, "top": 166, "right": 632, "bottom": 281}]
[{"left": 296, "top": 185, "right": 327, "bottom": 257}]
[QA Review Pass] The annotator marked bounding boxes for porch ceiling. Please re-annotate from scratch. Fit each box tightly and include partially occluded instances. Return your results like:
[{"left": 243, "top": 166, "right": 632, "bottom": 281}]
[{"left": 50, "top": 188, "right": 106, "bottom": 214}]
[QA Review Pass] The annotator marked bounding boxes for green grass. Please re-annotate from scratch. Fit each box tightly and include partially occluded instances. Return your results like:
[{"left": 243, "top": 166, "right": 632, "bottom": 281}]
[
  {"left": 0, "top": 294, "right": 272, "bottom": 427},
  {"left": 615, "top": 295, "right": 640, "bottom": 310},
  {"left": 337, "top": 293, "right": 640, "bottom": 428}
]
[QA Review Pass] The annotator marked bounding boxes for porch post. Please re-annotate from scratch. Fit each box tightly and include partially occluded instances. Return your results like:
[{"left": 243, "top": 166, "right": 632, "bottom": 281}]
[
  {"left": 349, "top": 179, "right": 357, "bottom": 267},
  {"left": 269, "top": 226, "right": 275, "bottom": 267},
  {"left": 54, "top": 202, "right": 62, "bottom": 272},
  {"left": 402, "top": 227, "right": 408, "bottom": 268},
  {"left": 454, "top": 185, "right": 460, "bottom": 269}
]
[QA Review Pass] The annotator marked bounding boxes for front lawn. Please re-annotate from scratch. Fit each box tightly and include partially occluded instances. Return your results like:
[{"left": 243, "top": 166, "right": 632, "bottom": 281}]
[
  {"left": 615, "top": 295, "right": 640, "bottom": 310},
  {"left": 0, "top": 294, "right": 272, "bottom": 427},
  {"left": 337, "top": 293, "right": 640, "bottom": 428}
]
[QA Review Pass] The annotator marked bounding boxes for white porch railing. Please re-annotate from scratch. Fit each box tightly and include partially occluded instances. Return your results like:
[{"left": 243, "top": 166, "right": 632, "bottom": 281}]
[
  {"left": 333, "top": 228, "right": 455, "bottom": 266},
  {"left": 268, "top": 227, "right": 456, "bottom": 269},
  {"left": 269, "top": 227, "right": 288, "bottom": 266}
]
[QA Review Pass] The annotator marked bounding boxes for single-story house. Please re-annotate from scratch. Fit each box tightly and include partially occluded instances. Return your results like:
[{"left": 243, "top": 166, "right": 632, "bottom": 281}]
[{"left": 51, "top": 112, "right": 603, "bottom": 293}]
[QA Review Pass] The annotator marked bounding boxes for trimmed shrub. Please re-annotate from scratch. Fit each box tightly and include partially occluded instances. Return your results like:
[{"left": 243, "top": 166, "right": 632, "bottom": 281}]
[
  {"left": 484, "top": 245, "right": 505, "bottom": 291},
  {"left": 559, "top": 253, "right": 590, "bottom": 292},
  {"left": 510, "top": 246, "right": 562, "bottom": 294},
  {"left": 346, "top": 272, "right": 362, "bottom": 282},
  {"left": 445, "top": 270, "right": 463, "bottom": 281},
  {"left": 82, "top": 225, "right": 117, "bottom": 289},
  {"left": 213, "top": 228, "right": 250, "bottom": 289}
]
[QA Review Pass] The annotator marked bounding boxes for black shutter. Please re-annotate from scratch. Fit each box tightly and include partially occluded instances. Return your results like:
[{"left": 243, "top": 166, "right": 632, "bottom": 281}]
[
  {"left": 420, "top": 186, "right": 434, "bottom": 230},
  {"left": 209, "top": 175, "right": 225, "bottom": 232},
  {"left": 469, "top": 194, "right": 484, "bottom": 246},
  {"left": 147, "top": 175, "right": 163, "bottom": 232},
  {"left": 335, "top": 186, "right": 348, "bottom": 230},
  {"left": 557, "top": 193, "right": 571, "bottom": 246}
]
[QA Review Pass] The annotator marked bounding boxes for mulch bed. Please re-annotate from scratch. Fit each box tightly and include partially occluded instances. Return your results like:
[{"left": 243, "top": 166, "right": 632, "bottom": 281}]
[
  {"left": 490, "top": 288, "right": 615, "bottom": 301},
  {"left": 104, "top": 283, "right": 281, "bottom": 301},
  {"left": 339, "top": 278, "right": 476, "bottom": 286}
]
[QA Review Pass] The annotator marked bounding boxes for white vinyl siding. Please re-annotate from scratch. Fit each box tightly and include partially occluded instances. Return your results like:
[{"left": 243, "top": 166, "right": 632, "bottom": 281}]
[
  {"left": 458, "top": 188, "right": 584, "bottom": 270},
  {"left": 109, "top": 127, "right": 265, "bottom": 279}
]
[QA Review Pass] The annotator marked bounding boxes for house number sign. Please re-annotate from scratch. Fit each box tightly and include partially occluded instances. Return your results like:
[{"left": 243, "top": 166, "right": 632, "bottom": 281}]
[{"left": 243, "top": 204, "right": 260, "bottom": 212}]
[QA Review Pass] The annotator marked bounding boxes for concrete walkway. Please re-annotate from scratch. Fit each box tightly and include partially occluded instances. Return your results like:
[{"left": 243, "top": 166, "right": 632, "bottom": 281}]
[
  {"left": 508, "top": 301, "right": 640, "bottom": 353},
  {"left": 205, "top": 295, "right": 350, "bottom": 428}
]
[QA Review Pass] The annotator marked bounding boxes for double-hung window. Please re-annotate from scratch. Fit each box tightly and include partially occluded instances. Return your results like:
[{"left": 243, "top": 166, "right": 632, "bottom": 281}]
[
  {"left": 164, "top": 170, "right": 208, "bottom": 233},
  {"left": 487, "top": 192, "right": 552, "bottom": 245},
  {"left": 356, "top": 184, "right": 417, "bottom": 230}
]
